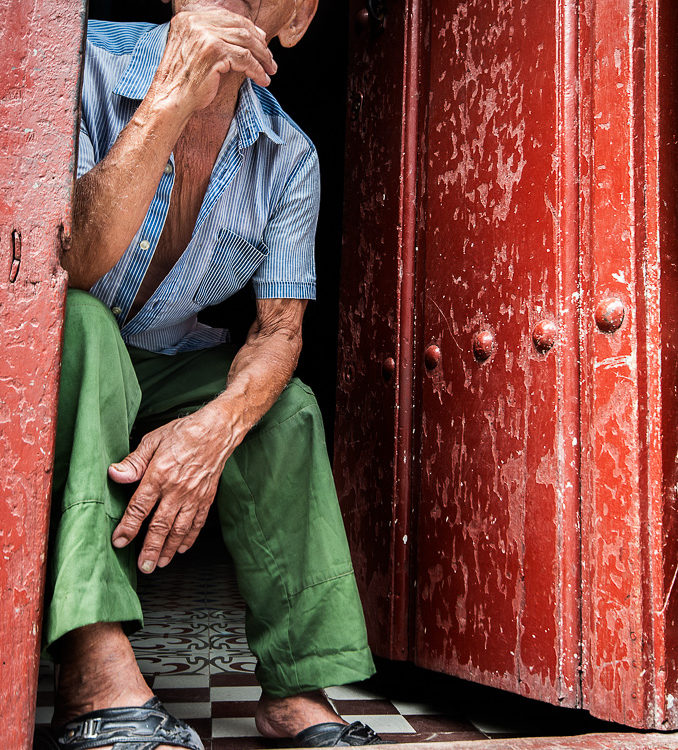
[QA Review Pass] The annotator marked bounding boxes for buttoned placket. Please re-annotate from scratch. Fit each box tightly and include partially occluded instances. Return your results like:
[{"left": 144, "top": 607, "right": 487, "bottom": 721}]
[
  {"left": 106, "top": 151, "right": 177, "bottom": 326},
  {"left": 122, "top": 127, "right": 249, "bottom": 339}
]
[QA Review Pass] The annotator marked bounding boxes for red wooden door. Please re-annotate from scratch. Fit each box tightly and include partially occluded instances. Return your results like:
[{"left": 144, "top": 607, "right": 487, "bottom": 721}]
[
  {"left": 414, "top": 0, "right": 580, "bottom": 706},
  {"left": 0, "top": 2, "right": 85, "bottom": 747},
  {"left": 338, "top": 0, "right": 678, "bottom": 733},
  {"left": 334, "top": 0, "right": 420, "bottom": 659},
  {"left": 577, "top": 0, "right": 678, "bottom": 729}
]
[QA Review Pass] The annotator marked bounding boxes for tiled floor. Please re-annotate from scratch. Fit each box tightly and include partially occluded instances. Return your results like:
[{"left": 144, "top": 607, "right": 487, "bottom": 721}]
[{"left": 36, "top": 552, "right": 629, "bottom": 748}]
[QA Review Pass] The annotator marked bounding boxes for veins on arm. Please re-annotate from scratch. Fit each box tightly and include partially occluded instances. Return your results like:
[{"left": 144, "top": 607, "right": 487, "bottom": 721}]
[{"left": 208, "top": 297, "right": 308, "bottom": 445}]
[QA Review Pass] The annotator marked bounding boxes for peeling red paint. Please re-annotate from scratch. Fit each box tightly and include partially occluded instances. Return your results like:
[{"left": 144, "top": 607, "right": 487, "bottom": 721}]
[
  {"left": 0, "top": 1, "right": 85, "bottom": 747},
  {"left": 337, "top": 0, "right": 678, "bottom": 733},
  {"left": 414, "top": 0, "right": 581, "bottom": 707}
]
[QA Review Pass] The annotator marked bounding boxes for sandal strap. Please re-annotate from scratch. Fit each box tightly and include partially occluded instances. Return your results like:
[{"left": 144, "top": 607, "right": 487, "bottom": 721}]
[
  {"left": 294, "top": 720, "right": 386, "bottom": 746},
  {"left": 52, "top": 697, "right": 204, "bottom": 750}
]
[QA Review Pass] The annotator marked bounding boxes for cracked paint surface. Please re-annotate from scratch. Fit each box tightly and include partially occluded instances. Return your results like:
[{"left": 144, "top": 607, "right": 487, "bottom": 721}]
[
  {"left": 0, "top": 2, "right": 84, "bottom": 747},
  {"left": 414, "top": 0, "right": 580, "bottom": 707}
]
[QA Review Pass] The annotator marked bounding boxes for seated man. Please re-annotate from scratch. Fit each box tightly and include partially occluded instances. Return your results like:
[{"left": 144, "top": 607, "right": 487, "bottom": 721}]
[{"left": 37, "top": 1, "right": 382, "bottom": 748}]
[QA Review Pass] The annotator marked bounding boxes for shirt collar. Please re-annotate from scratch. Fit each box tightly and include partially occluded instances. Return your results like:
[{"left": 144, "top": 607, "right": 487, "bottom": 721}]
[
  {"left": 113, "top": 23, "right": 285, "bottom": 147},
  {"left": 236, "top": 80, "right": 285, "bottom": 148},
  {"left": 113, "top": 23, "right": 170, "bottom": 101}
]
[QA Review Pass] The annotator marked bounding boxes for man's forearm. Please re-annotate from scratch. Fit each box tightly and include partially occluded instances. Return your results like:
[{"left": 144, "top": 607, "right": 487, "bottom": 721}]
[
  {"left": 207, "top": 330, "right": 301, "bottom": 451},
  {"left": 199, "top": 301, "right": 307, "bottom": 458},
  {"left": 64, "top": 98, "right": 189, "bottom": 289}
]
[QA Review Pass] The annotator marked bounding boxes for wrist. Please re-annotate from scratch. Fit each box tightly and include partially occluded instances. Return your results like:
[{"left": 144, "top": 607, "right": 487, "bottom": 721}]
[
  {"left": 199, "top": 398, "right": 249, "bottom": 456},
  {"left": 141, "top": 82, "right": 194, "bottom": 134}
]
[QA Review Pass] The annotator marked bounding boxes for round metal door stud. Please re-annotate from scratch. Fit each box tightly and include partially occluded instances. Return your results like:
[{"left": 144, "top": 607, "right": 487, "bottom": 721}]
[
  {"left": 595, "top": 297, "right": 625, "bottom": 334},
  {"left": 424, "top": 344, "right": 442, "bottom": 371},
  {"left": 532, "top": 320, "right": 558, "bottom": 354},
  {"left": 356, "top": 7, "right": 370, "bottom": 28},
  {"left": 382, "top": 356, "right": 396, "bottom": 381},
  {"left": 473, "top": 329, "right": 496, "bottom": 362}
]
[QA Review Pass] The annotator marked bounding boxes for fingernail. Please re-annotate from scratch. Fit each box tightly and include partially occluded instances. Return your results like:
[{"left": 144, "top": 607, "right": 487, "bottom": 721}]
[
  {"left": 158, "top": 557, "right": 170, "bottom": 568},
  {"left": 141, "top": 560, "right": 154, "bottom": 573},
  {"left": 178, "top": 545, "right": 189, "bottom": 554},
  {"left": 112, "top": 536, "right": 129, "bottom": 548}
]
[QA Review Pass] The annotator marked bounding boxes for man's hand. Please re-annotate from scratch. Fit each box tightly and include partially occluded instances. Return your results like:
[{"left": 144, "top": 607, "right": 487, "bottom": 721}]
[
  {"left": 64, "top": 9, "right": 277, "bottom": 289},
  {"left": 154, "top": 9, "right": 277, "bottom": 115},
  {"left": 109, "top": 403, "right": 235, "bottom": 573},
  {"left": 108, "top": 299, "right": 306, "bottom": 574}
]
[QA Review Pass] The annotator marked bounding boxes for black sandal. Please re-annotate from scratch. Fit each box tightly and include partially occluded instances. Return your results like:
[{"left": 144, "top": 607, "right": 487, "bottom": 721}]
[
  {"left": 33, "top": 696, "right": 204, "bottom": 749},
  {"left": 292, "top": 721, "right": 387, "bottom": 747}
]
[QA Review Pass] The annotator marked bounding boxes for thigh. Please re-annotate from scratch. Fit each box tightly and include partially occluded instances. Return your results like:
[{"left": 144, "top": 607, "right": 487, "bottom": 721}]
[{"left": 129, "top": 344, "right": 237, "bottom": 432}]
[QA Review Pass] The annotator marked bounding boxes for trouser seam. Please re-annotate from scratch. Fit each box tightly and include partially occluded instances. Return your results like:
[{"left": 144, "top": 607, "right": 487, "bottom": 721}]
[
  {"left": 288, "top": 569, "right": 356, "bottom": 599},
  {"left": 60, "top": 498, "right": 125, "bottom": 521},
  {"left": 235, "top": 465, "right": 301, "bottom": 692}
]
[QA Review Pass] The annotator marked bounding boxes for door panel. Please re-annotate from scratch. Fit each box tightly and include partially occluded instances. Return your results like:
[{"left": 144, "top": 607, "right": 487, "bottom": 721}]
[
  {"left": 577, "top": 0, "right": 678, "bottom": 729},
  {"left": 335, "top": 0, "right": 420, "bottom": 659},
  {"left": 414, "top": 0, "right": 580, "bottom": 704},
  {"left": 0, "top": 1, "right": 85, "bottom": 747}
]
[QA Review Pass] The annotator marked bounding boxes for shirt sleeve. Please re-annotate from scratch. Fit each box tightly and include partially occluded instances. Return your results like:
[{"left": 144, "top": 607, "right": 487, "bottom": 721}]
[{"left": 252, "top": 146, "right": 320, "bottom": 300}]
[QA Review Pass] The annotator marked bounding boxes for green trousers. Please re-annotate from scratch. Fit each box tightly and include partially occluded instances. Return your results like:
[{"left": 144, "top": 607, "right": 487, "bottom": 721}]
[{"left": 45, "top": 289, "right": 375, "bottom": 696}]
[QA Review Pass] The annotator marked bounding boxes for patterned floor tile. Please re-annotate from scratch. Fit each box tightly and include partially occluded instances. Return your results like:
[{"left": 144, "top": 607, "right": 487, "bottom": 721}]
[
  {"left": 154, "top": 673, "right": 211, "bottom": 690},
  {"left": 210, "top": 686, "right": 264, "bottom": 702},
  {"left": 37, "top": 553, "right": 621, "bottom": 747},
  {"left": 341, "top": 714, "right": 416, "bottom": 733}
]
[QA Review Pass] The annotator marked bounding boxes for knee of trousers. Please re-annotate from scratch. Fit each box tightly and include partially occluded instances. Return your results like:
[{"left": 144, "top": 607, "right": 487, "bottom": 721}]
[
  {"left": 59, "top": 289, "right": 140, "bottom": 422},
  {"left": 257, "top": 378, "right": 323, "bottom": 432},
  {"left": 64, "top": 289, "right": 119, "bottom": 332},
  {"left": 62, "top": 290, "right": 126, "bottom": 366}
]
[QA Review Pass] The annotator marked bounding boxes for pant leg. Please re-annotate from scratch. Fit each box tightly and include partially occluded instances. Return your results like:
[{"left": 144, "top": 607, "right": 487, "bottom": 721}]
[
  {"left": 129, "top": 346, "right": 375, "bottom": 696},
  {"left": 217, "top": 380, "right": 376, "bottom": 697},
  {"left": 44, "top": 290, "right": 143, "bottom": 652}
]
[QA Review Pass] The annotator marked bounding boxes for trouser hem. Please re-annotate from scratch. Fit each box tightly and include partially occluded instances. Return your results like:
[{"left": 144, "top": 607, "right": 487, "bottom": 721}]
[
  {"left": 255, "top": 646, "right": 376, "bottom": 698},
  {"left": 45, "top": 591, "right": 143, "bottom": 658}
]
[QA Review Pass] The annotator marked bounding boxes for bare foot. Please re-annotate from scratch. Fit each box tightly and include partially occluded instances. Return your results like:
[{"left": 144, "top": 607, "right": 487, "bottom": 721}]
[
  {"left": 53, "top": 622, "right": 191, "bottom": 750},
  {"left": 255, "top": 690, "right": 348, "bottom": 739}
]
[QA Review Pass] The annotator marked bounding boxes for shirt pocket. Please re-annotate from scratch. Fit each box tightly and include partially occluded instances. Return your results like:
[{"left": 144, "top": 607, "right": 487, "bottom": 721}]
[{"left": 193, "top": 227, "right": 269, "bottom": 307}]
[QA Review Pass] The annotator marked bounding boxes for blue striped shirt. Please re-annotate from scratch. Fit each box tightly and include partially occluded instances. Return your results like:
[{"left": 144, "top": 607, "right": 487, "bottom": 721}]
[{"left": 79, "top": 20, "right": 319, "bottom": 354}]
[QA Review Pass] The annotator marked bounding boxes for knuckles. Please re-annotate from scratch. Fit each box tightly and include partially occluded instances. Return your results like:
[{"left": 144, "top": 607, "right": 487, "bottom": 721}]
[
  {"left": 148, "top": 518, "right": 173, "bottom": 536},
  {"left": 125, "top": 501, "right": 152, "bottom": 522}
]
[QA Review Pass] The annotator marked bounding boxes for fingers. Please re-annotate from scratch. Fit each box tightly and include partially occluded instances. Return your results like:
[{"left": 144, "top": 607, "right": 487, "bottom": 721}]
[
  {"left": 176, "top": 509, "right": 209, "bottom": 557},
  {"left": 136, "top": 498, "right": 185, "bottom": 574},
  {"left": 111, "top": 477, "right": 160, "bottom": 552},
  {"left": 156, "top": 505, "right": 209, "bottom": 569},
  {"left": 218, "top": 43, "right": 272, "bottom": 87},
  {"left": 109, "top": 433, "right": 159, "bottom": 484},
  {"left": 172, "top": 10, "right": 277, "bottom": 88},
  {"left": 216, "top": 25, "right": 277, "bottom": 78}
]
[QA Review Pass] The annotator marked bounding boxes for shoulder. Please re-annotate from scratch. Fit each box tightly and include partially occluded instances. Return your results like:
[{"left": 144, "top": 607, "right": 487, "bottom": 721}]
[
  {"left": 86, "top": 19, "right": 158, "bottom": 55},
  {"left": 252, "top": 83, "right": 317, "bottom": 157}
]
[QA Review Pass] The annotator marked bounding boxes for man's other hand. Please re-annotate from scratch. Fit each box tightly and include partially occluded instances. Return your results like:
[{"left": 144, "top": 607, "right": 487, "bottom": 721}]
[
  {"left": 154, "top": 9, "right": 277, "bottom": 115},
  {"left": 109, "top": 405, "right": 233, "bottom": 573}
]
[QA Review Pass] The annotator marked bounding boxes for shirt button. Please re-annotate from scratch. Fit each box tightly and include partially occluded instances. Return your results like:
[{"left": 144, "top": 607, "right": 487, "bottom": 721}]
[
  {"left": 164, "top": 162, "right": 173, "bottom": 175},
  {"left": 111, "top": 306, "right": 122, "bottom": 316},
  {"left": 139, "top": 240, "right": 151, "bottom": 251}
]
